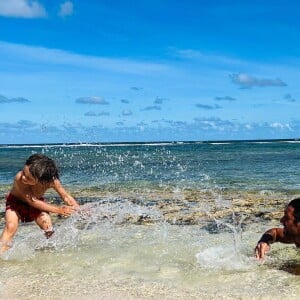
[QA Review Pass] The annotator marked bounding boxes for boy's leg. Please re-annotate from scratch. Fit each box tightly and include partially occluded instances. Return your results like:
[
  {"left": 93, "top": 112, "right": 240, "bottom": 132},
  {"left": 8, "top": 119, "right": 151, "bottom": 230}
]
[
  {"left": 0, "top": 209, "right": 20, "bottom": 252},
  {"left": 35, "top": 212, "right": 54, "bottom": 238}
]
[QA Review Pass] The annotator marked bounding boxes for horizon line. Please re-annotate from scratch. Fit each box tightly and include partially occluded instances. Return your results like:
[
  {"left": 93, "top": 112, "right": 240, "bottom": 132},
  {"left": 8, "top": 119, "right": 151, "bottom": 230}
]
[{"left": 0, "top": 138, "right": 299, "bottom": 147}]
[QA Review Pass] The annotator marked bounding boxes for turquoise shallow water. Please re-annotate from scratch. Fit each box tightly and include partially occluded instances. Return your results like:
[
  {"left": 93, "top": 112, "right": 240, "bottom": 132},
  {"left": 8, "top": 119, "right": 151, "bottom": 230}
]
[
  {"left": 0, "top": 140, "right": 300, "bottom": 299},
  {"left": 1, "top": 140, "right": 300, "bottom": 192}
]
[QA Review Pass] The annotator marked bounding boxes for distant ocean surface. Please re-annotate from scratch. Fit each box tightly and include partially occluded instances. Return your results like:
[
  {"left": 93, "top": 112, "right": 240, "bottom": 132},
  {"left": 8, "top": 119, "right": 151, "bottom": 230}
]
[
  {"left": 1, "top": 139, "right": 300, "bottom": 193},
  {"left": 1, "top": 139, "right": 300, "bottom": 299}
]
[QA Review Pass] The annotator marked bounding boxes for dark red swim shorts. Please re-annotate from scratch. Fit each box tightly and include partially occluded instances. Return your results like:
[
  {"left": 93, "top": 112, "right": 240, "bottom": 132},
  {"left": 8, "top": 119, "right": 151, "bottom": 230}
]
[{"left": 6, "top": 193, "right": 44, "bottom": 223}]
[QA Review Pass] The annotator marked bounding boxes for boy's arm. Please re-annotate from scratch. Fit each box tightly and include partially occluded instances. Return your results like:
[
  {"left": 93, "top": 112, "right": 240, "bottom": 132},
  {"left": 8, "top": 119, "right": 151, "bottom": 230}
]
[
  {"left": 12, "top": 174, "right": 75, "bottom": 216},
  {"left": 23, "top": 193, "right": 75, "bottom": 216},
  {"left": 255, "top": 228, "right": 292, "bottom": 260},
  {"left": 51, "top": 179, "right": 79, "bottom": 207}
]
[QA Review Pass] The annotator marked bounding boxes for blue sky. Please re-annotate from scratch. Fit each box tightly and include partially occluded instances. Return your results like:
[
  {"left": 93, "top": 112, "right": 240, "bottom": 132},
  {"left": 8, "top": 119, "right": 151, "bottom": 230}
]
[{"left": 0, "top": 0, "right": 300, "bottom": 143}]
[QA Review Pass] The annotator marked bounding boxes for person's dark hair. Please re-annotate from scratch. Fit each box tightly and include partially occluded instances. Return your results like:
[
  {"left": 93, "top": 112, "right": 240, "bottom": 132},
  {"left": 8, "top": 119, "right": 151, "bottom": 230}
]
[
  {"left": 25, "top": 154, "right": 59, "bottom": 183},
  {"left": 288, "top": 198, "right": 300, "bottom": 223}
]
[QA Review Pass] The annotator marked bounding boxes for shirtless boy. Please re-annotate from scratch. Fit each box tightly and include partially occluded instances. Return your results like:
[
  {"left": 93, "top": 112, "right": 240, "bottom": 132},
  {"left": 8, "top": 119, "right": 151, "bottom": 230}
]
[
  {"left": 255, "top": 198, "right": 300, "bottom": 260},
  {"left": 0, "top": 154, "right": 79, "bottom": 252}
]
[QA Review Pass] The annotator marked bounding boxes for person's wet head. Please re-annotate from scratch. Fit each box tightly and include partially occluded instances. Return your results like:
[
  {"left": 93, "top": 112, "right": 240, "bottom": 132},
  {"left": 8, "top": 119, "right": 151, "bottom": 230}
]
[
  {"left": 25, "top": 154, "right": 59, "bottom": 184},
  {"left": 280, "top": 198, "right": 300, "bottom": 237}
]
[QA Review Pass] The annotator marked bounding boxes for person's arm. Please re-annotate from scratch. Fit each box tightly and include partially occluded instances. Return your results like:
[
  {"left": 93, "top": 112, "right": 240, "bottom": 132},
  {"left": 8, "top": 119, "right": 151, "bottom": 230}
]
[
  {"left": 255, "top": 227, "right": 292, "bottom": 260},
  {"left": 12, "top": 174, "right": 75, "bottom": 216},
  {"left": 51, "top": 179, "right": 79, "bottom": 207},
  {"left": 23, "top": 193, "right": 76, "bottom": 216}
]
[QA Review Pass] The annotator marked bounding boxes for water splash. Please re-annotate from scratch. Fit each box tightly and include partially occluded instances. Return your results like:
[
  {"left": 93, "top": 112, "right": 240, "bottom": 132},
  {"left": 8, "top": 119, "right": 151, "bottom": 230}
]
[
  {"left": 215, "top": 211, "right": 245, "bottom": 255},
  {"left": 196, "top": 193, "right": 250, "bottom": 271},
  {"left": 1, "top": 198, "right": 164, "bottom": 261}
]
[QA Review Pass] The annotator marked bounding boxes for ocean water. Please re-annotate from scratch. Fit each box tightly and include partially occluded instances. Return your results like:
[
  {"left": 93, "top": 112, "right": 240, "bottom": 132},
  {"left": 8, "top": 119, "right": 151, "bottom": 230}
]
[{"left": 0, "top": 140, "right": 300, "bottom": 299}]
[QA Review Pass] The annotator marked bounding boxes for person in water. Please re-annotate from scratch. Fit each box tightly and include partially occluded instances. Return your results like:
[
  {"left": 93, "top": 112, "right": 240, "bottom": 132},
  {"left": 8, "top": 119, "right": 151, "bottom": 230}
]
[
  {"left": 255, "top": 198, "right": 300, "bottom": 260},
  {"left": 0, "top": 154, "right": 79, "bottom": 252}
]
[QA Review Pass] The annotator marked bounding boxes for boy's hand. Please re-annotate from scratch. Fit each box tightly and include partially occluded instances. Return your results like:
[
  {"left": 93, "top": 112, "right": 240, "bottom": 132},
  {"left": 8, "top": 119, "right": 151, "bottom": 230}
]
[{"left": 57, "top": 205, "right": 77, "bottom": 216}]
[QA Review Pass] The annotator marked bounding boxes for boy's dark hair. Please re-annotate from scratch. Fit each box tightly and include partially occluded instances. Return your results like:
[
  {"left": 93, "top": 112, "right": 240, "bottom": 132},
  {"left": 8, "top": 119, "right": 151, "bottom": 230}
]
[
  {"left": 288, "top": 198, "right": 300, "bottom": 223},
  {"left": 25, "top": 154, "right": 59, "bottom": 183}
]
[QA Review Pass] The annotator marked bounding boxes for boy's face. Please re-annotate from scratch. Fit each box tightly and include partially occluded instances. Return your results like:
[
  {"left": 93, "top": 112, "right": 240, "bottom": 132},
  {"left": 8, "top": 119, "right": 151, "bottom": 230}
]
[{"left": 21, "top": 165, "right": 37, "bottom": 185}]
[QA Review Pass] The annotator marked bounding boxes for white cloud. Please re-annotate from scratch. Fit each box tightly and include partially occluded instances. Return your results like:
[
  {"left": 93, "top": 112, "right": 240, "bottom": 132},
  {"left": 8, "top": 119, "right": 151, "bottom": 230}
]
[
  {"left": 1, "top": 118, "right": 299, "bottom": 144},
  {"left": 0, "top": 94, "right": 30, "bottom": 103},
  {"left": 122, "top": 110, "right": 133, "bottom": 116},
  {"left": 76, "top": 96, "right": 109, "bottom": 105},
  {"left": 0, "top": 0, "right": 47, "bottom": 18},
  {"left": 141, "top": 105, "right": 161, "bottom": 111},
  {"left": 214, "top": 96, "right": 236, "bottom": 101},
  {"left": 173, "top": 49, "right": 204, "bottom": 59},
  {"left": 230, "top": 73, "right": 287, "bottom": 88},
  {"left": 84, "top": 111, "right": 110, "bottom": 117},
  {"left": 131, "top": 87, "right": 143, "bottom": 91},
  {"left": 284, "top": 93, "right": 296, "bottom": 102},
  {"left": 270, "top": 122, "right": 292, "bottom": 130},
  {"left": 169, "top": 47, "right": 243, "bottom": 65},
  {"left": 0, "top": 41, "right": 170, "bottom": 75},
  {"left": 58, "top": 1, "right": 73, "bottom": 17},
  {"left": 154, "top": 97, "right": 168, "bottom": 104},
  {"left": 196, "top": 104, "right": 222, "bottom": 110}
]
